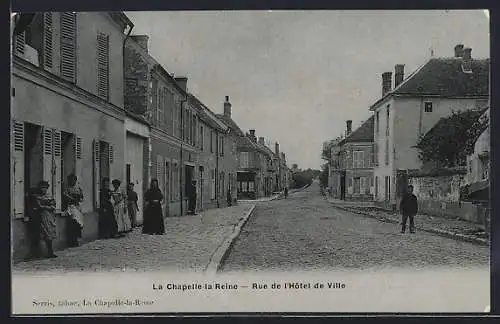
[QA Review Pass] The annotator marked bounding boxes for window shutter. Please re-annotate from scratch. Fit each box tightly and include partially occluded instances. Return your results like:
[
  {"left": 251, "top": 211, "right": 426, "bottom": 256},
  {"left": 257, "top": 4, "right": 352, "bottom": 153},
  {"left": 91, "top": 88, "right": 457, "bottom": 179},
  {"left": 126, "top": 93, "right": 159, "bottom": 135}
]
[
  {"left": 93, "top": 140, "right": 100, "bottom": 210},
  {"left": 108, "top": 144, "right": 114, "bottom": 164},
  {"left": 15, "top": 32, "right": 25, "bottom": 56},
  {"left": 12, "top": 121, "right": 25, "bottom": 218},
  {"left": 42, "top": 127, "right": 54, "bottom": 190},
  {"left": 53, "top": 130, "right": 62, "bottom": 210},
  {"left": 60, "top": 12, "right": 77, "bottom": 82},
  {"left": 43, "top": 12, "right": 53, "bottom": 69},
  {"left": 73, "top": 136, "right": 83, "bottom": 189},
  {"left": 97, "top": 33, "right": 110, "bottom": 100}
]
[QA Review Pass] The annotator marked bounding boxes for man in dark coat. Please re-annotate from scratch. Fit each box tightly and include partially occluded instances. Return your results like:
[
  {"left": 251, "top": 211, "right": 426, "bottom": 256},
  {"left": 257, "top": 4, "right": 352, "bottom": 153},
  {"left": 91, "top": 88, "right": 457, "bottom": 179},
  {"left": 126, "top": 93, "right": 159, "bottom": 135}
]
[{"left": 400, "top": 185, "right": 418, "bottom": 233}]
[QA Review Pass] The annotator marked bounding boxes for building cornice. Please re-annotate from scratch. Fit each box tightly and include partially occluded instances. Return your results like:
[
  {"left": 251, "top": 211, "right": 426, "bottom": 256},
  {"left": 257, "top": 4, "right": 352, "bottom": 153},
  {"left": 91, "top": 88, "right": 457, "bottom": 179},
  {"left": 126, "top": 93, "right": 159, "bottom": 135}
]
[
  {"left": 150, "top": 127, "right": 199, "bottom": 154},
  {"left": 13, "top": 57, "right": 125, "bottom": 121}
]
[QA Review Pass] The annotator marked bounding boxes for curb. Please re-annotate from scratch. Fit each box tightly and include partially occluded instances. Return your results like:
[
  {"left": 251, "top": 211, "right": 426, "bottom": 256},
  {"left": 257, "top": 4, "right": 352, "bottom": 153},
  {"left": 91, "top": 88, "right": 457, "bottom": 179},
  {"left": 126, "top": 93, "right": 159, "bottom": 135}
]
[
  {"left": 204, "top": 205, "right": 256, "bottom": 275},
  {"left": 331, "top": 204, "right": 490, "bottom": 247}
]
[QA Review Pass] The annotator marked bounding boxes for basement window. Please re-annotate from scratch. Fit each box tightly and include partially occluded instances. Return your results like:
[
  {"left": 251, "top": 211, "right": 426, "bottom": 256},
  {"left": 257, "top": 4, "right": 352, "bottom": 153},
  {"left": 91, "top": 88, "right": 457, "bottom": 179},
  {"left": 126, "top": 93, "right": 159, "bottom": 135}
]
[{"left": 424, "top": 102, "right": 433, "bottom": 113}]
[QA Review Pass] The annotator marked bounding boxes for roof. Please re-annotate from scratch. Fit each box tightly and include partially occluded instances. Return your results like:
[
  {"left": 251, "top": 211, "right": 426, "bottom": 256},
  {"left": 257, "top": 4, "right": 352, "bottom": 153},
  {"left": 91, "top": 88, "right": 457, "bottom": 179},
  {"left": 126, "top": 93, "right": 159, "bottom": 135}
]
[
  {"left": 370, "top": 57, "right": 490, "bottom": 110},
  {"left": 188, "top": 94, "right": 228, "bottom": 132},
  {"left": 216, "top": 114, "right": 245, "bottom": 136},
  {"left": 342, "top": 115, "right": 374, "bottom": 144}
]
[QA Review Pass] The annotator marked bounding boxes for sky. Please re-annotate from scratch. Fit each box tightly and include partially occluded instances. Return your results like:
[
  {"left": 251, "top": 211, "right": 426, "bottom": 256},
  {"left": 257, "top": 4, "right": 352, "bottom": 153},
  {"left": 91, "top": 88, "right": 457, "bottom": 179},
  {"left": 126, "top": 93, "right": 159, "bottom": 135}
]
[{"left": 126, "top": 10, "right": 490, "bottom": 170}]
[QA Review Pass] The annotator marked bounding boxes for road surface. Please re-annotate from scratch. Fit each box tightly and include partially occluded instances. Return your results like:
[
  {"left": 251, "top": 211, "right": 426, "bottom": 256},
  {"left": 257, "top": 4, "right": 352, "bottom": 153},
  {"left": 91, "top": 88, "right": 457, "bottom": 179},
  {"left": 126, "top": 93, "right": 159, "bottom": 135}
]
[{"left": 221, "top": 181, "right": 490, "bottom": 272}]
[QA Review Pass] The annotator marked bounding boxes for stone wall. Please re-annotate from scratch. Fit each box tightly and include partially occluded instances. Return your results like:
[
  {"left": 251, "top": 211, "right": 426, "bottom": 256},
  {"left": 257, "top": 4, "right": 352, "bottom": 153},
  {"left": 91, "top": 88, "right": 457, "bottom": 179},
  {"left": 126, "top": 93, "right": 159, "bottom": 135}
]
[{"left": 409, "top": 173, "right": 484, "bottom": 224}]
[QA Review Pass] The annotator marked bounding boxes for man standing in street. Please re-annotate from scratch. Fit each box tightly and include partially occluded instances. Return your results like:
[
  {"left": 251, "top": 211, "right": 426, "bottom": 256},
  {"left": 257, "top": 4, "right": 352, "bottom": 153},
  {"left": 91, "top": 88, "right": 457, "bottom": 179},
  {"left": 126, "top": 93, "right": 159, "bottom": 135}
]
[{"left": 400, "top": 184, "right": 418, "bottom": 234}]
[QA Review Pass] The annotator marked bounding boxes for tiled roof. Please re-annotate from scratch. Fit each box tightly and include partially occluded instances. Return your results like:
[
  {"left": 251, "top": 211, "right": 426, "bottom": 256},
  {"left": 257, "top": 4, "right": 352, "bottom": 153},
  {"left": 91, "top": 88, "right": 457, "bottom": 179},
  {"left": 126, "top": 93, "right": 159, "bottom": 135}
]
[
  {"left": 343, "top": 115, "right": 374, "bottom": 143},
  {"left": 370, "top": 57, "right": 490, "bottom": 109},
  {"left": 216, "top": 114, "right": 245, "bottom": 136}
]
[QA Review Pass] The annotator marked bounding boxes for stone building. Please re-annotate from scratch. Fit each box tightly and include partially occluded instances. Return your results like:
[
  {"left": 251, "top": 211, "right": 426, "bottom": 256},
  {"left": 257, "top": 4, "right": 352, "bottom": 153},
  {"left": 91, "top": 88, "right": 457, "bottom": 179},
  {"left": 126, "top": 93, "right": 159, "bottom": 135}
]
[
  {"left": 370, "top": 44, "right": 489, "bottom": 210},
  {"left": 329, "top": 117, "right": 375, "bottom": 201},
  {"left": 124, "top": 34, "right": 202, "bottom": 217},
  {"left": 11, "top": 12, "right": 134, "bottom": 260}
]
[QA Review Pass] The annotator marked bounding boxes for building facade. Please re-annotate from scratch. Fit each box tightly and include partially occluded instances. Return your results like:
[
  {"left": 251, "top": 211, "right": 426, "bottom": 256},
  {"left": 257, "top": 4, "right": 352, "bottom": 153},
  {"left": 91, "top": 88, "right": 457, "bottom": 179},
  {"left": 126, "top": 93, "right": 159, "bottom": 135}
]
[
  {"left": 370, "top": 45, "right": 489, "bottom": 210},
  {"left": 329, "top": 118, "right": 375, "bottom": 201},
  {"left": 11, "top": 12, "right": 134, "bottom": 260}
]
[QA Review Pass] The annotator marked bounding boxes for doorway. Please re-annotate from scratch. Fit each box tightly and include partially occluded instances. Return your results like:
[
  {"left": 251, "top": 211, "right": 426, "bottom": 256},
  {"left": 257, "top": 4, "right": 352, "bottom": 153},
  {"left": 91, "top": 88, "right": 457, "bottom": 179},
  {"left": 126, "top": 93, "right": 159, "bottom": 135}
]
[{"left": 340, "top": 171, "right": 346, "bottom": 200}]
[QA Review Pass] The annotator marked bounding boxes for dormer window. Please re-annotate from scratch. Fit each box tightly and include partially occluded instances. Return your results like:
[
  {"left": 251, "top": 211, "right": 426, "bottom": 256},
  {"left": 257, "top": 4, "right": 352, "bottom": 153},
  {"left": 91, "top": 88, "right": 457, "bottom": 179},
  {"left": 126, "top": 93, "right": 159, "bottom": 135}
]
[{"left": 424, "top": 101, "right": 433, "bottom": 113}]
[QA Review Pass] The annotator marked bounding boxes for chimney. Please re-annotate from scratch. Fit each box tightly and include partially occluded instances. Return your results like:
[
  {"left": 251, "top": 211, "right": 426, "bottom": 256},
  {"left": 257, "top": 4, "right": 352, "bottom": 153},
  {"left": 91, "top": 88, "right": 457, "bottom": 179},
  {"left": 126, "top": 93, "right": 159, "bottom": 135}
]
[
  {"left": 463, "top": 47, "right": 472, "bottom": 60},
  {"left": 174, "top": 77, "right": 188, "bottom": 92},
  {"left": 394, "top": 64, "right": 405, "bottom": 88},
  {"left": 275, "top": 142, "right": 280, "bottom": 155},
  {"left": 224, "top": 95, "right": 232, "bottom": 118},
  {"left": 131, "top": 35, "right": 149, "bottom": 53},
  {"left": 346, "top": 120, "right": 353, "bottom": 136},
  {"left": 249, "top": 129, "right": 256, "bottom": 142},
  {"left": 258, "top": 137, "right": 265, "bottom": 146},
  {"left": 382, "top": 72, "right": 392, "bottom": 97},
  {"left": 454, "top": 44, "right": 464, "bottom": 57}
]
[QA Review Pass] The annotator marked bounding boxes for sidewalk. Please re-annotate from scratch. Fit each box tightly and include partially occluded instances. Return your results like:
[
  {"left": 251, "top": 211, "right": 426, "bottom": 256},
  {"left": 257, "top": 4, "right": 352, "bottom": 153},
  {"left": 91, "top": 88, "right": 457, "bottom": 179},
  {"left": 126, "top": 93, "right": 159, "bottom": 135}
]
[
  {"left": 12, "top": 204, "right": 256, "bottom": 274},
  {"left": 328, "top": 198, "right": 489, "bottom": 246},
  {"left": 238, "top": 193, "right": 281, "bottom": 203}
]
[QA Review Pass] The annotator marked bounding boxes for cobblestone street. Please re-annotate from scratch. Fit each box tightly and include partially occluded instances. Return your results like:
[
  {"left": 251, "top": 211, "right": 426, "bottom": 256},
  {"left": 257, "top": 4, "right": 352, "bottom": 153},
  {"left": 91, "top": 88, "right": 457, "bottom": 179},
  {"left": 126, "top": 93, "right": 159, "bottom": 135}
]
[
  {"left": 13, "top": 204, "right": 254, "bottom": 273},
  {"left": 221, "top": 182, "right": 490, "bottom": 272}
]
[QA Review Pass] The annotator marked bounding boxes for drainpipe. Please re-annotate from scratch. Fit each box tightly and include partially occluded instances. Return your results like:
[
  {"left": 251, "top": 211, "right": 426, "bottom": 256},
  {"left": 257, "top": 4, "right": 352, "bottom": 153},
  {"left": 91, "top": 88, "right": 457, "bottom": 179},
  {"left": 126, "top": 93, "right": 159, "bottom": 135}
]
[
  {"left": 180, "top": 97, "right": 187, "bottom": 215},
  {"left": 216, "top": 131, "right": 220, "bottom": 208}
]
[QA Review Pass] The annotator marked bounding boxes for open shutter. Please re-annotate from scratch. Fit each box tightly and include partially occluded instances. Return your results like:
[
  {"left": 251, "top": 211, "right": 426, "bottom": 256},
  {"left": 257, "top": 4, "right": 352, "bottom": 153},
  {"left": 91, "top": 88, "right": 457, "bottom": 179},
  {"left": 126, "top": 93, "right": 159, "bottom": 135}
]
[
  {"left": 42, "top": 127, "right": 53, "bottom": 190},
  {"left": 53, "top": 130, "right": 62, "bottom": 211},
  {"left": 43, "top": 12, "right": 53, "bottom": 69},
  {"left": 93, "top": 140, "right": 100, "bottom": 210},
  {"left": 15, "top": 32, "right": 25, "bottom": 56},
  {"left": 12, "top": 121, "right": 25, "bottom": 219},
  {"left": 97, "top": 33, "right": 109, "bottom": 100},
  {"left": 73, "top": 136, "right": 83, "bottom": 181},
  {"left": 60, "top": 12, "right": 77, "bottom": 82},
  {"left": 108, "top": 143, "right": 114, "bottom": 180}
]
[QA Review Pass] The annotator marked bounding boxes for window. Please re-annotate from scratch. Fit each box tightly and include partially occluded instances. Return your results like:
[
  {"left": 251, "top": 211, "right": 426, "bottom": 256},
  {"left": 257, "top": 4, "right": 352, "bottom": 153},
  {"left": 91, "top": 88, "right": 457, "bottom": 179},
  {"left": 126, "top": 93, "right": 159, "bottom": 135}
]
[
  {"left": 210, "top": 131, "right": 214, "bottom": 153},
  {"left": 375, "top": 176, "right": 378, "bottom": 197},
  {"left": 376, "top": 111, "right": 380, "bottom": 136},
  {"left": 60, "top": 12, "right": 77, "bottom": 83},
  {"left": 361, "top": 177, "right": 369, "bottom": 194},
  {"left": 384, "top": 176, "right": 390, "bottom": 201},
  {"left": 385, "top": 105, "right": 390, "bottom": 137},
  {"left": 240, "top": 152, "right": 250, "bottom": 168},
  {"left": 97, "top": 32, "right": 109, "bottom": 100},
  {"left": 249, "top": 181, "right": 255, "bottom": 192},
  {"left": 200, "top": 126, "right": 204, "bottom": 150},
  {"left": 385, "top": 139, "right": 389, "bottom": 166},
  {"left": 424, "top": 101, "right": 433, "bottom": 113},
  {"left": 220, "top": 136, "right": 224, "bottom": 156},
  {"left": 353, "top": 177, "right": 361, "bottom": 194},
  {"left": 353, "top": 151, "right": 364, "bottom": 168},
  {"left": 210, "top": 169, "right": 216, "bottom": 200}
]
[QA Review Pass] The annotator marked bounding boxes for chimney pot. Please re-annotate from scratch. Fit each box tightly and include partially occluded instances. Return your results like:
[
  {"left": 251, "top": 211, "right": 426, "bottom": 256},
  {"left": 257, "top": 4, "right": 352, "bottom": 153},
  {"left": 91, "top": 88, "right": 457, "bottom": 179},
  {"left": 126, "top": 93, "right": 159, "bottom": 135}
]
[
  {"left": 275, "top": 142, "right": 280, "bottom": 154},
  {"left": 394, "top": 64, "right": 405, "bottom": 88},
  {"left": 382, "top": 72, "right": 392, "bottom": 97},
  {"left": 454, "top": 44, "right": 464, "bottom": 57},
  {"left": 346, "top": 120, "right": 353, "bottom": 136},
  {"left": 223, "top": 95, "right": 232, "bottom": 118},
  {"left": 463, "top": 47, "right": 472, "bottom": 60}
]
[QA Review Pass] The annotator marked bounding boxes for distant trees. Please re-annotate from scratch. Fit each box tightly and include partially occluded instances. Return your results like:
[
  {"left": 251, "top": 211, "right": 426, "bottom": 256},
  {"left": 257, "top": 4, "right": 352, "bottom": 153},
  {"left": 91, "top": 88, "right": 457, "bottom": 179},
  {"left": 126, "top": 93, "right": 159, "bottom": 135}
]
[{"left": 291, "top": 169, "right": 313, "bottom": 189}]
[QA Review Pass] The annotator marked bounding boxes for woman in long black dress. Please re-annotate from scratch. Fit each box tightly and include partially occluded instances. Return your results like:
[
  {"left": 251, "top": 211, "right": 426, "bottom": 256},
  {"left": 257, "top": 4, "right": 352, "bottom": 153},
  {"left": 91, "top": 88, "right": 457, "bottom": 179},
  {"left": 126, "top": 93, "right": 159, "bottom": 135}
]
[
  {"left": 142, "top": 179, "right": 165, "bottom": 235},
  {"left": 98, "top": 177, "right": 119, "bottom": 239}
]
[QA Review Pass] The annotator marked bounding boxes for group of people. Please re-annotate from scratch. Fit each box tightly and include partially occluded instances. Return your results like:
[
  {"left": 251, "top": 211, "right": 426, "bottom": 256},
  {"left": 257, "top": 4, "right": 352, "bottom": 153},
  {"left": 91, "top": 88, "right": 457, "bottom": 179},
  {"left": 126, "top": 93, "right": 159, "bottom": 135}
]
[
  {"left": 26, "top": 174, "right": 169, "bottom": 259},
  {"left": 98, "top": 178, "right": 167, "bottom": 238}
]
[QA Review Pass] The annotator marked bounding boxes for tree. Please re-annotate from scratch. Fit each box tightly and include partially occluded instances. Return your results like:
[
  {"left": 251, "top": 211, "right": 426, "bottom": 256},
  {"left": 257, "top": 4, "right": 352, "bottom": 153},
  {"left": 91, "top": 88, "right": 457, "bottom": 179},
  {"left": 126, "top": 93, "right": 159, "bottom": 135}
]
[
  {"left": 319, "top": 163, "right": 329, "bottom": 188},
  {"left": 415, "top": 109, "right": 486, "bottom": 168}
]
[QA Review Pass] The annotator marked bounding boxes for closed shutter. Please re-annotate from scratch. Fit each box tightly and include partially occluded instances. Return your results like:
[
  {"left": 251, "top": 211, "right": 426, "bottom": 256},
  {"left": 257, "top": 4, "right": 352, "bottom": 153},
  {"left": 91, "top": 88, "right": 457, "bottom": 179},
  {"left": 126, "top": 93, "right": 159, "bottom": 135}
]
[
  {"left": 97, "top": 33, "right": 109, "bottom": 100},
  {"left": 93, "top": 140, "right": 100, "bottom": 210},
  {"left": 53, "top": 130, "right": 62, "bottom": 210},
  {"left": 12, "top": 121, "right": 25, "bottom": 218},
  {"left": 156, "top": 155, "right": 162, "bottom": 182},
  {"left": 15, "top": 32, "right": 25, "bottom": 56},
  {"left": 43, "top": 12, "right": 53, "bottom": 69},
  {"left": 60, "top": 12, "right": 77, "bottom": 82}
]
